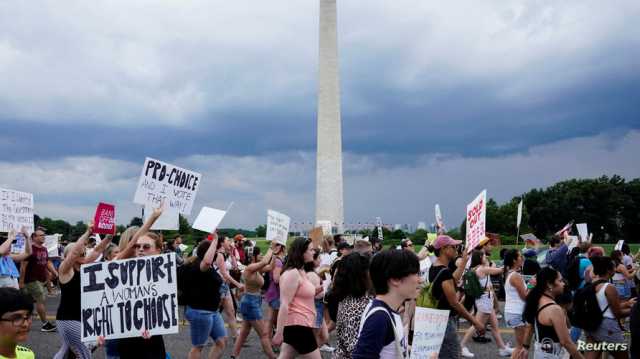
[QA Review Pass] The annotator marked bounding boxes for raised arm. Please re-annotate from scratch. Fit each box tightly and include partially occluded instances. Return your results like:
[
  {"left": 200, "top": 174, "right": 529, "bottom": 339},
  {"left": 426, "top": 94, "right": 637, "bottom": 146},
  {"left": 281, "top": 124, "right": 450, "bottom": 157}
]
[
  {"left": 245, "top": 248, "right": 274, "bottom": 274},
  {"left": 452, "top": 251, "right": 469, "bottom": 282},
  {"left": 10, "top": 227, "right": 33, "bottom": 262},
  {"left": 200, "top": 234, "right": 219, "bottom": 272},
  {"left": 84, "top": 234, "right": 113, "bottom": 263},
  {"left": 0, "top": 230, "right": 13, "bottom": 256},
  {"left": 58, "top": 223, "right": 93, "bottom": 283},
  {"left": 117, "top": 204, "right": 163, "bottom": 260}
]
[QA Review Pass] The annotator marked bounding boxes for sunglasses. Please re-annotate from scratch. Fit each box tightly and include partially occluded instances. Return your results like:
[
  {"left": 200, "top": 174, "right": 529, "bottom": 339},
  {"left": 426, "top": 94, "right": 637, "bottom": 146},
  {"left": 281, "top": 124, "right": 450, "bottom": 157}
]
[{"left": 134, "top": 243, "right": 153, "bottom": 250}]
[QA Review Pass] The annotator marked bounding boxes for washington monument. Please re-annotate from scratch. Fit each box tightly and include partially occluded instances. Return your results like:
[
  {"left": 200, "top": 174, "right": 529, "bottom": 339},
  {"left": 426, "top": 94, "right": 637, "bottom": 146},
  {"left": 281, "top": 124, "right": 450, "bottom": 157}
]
[{"left": 315, "top": 0, "right": 344, "bottom": 233}]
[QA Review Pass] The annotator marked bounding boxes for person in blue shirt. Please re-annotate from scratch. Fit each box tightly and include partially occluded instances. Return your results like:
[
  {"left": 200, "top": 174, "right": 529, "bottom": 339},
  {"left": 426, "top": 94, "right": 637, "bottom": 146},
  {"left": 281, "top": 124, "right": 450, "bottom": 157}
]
[
  {"left": 544, "top": 232, "right": 571, "bottom": 277},
  {"left": 353, "top": 249, "right": 421, "bottom": 359},
  {"left": 0, "top": 229, "right": 32, "bottom": 289}
]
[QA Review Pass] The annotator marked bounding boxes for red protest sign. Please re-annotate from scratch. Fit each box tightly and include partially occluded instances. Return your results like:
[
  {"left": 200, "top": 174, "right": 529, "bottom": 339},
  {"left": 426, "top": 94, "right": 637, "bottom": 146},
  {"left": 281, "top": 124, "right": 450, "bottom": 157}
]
[{"left": 94, "top": 202, "right": 116, "bottom": 235}]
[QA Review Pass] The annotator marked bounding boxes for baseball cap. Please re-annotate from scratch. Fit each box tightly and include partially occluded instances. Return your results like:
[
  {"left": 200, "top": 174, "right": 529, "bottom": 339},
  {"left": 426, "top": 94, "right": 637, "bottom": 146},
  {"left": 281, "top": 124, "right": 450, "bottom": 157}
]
[
  {"left": 432, "top": 235, "right": 462, "bottom": 249},
  {"left": 478, "top": 236, "right": 491, "bottom": 247}
]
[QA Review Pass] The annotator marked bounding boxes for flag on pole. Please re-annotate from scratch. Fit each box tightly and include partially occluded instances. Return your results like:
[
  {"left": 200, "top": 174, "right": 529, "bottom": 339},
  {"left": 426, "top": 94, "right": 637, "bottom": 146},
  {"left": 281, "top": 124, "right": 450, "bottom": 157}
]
[{"left": 516, "top": 200, "right": 523, "bottom": 228}]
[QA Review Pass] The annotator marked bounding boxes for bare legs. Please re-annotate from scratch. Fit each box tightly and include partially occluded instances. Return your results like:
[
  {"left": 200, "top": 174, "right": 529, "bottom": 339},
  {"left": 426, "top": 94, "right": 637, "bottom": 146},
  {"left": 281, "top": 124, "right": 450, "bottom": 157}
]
[{"left": 233, "top": 320, "right": 276, "bottom": 359}]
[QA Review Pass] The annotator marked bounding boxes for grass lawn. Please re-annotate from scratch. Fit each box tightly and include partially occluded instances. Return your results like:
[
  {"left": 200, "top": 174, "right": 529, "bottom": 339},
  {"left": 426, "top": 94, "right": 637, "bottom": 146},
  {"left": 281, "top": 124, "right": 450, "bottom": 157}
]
[{"left": 248, "top": 238, "right": 638, "bottom": 262}]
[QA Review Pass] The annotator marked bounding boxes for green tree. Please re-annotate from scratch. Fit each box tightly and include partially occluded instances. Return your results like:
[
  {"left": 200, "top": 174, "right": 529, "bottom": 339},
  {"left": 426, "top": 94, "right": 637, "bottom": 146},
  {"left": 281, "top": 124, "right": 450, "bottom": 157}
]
[
  {"left": 255, "top": 225, "right": 266, "bottom": 237},
  {"left": 130, "top": 217, "right": 143, "bottom": 227}
]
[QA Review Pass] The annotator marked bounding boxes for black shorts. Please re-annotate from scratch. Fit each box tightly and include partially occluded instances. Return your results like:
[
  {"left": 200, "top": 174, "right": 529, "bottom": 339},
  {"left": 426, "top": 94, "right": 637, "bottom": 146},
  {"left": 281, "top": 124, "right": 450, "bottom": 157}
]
[{"left": 283, "top": 325, "right": 317, "bottom": 354}]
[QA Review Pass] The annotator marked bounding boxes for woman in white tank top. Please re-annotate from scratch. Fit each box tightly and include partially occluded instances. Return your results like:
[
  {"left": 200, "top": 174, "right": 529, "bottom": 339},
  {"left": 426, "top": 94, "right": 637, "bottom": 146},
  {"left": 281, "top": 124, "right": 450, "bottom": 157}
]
[
  {"left": 459, "top": 250, "right": 513, "bottom": 358},
  {"left": 586, "top": 256, "right": 636, "bottom": 359},
  {"left": 502, "top": 249, "right": 531, "bottom": 354}
]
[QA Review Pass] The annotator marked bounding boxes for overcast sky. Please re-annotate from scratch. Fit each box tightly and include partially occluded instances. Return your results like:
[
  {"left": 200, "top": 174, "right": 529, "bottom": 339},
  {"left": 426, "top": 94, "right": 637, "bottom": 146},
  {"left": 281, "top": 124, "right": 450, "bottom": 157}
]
[{"left": 1, "top": 1, "right": 639, "bottom": 230}]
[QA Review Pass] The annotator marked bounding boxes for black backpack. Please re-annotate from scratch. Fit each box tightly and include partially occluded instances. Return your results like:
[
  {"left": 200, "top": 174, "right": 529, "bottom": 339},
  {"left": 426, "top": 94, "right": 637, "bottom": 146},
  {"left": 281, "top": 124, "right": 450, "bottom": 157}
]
[
  {"left": 569, "top": 279, "right": 609, "bottom": 331},
  {"left": 566, "top": 254, "right": 582, "bottom": 291}
]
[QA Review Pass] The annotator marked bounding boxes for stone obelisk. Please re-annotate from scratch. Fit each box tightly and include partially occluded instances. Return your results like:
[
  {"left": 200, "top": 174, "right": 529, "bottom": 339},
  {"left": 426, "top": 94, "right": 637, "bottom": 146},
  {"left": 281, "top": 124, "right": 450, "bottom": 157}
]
[{"left": 315, "top": 0, "right": 344, "bottom": 234}]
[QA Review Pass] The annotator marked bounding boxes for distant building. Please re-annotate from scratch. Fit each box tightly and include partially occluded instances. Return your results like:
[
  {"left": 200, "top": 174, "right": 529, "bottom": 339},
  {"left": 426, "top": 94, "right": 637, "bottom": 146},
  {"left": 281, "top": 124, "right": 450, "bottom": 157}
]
[{"left": 417, "top": 222, "right": 427, "bottom": 230}]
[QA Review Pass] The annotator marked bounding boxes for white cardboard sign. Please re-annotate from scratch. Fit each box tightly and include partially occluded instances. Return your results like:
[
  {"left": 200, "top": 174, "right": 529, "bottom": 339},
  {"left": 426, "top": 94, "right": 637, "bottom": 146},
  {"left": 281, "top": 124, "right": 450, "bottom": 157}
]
[
  {"left": 615, "top": 240, "right": 624, "bottom": 251},
  {"left": 411, "top": 307, "right": 450, "bottom": 358},
  {"left": 576, "top": 223, "right": 588, "bottom": 242},
  {"left": 80, "top": 253, "right": 179, "bottom": 342},
  {"left": 44, "top": 234, "right": 60, "bottom": 257},
  {"left": 133, "top": 157, "right": 202, "bottom": 215},
  {"left": 192, "top": 207, "right": 227, "bottom": 233},
  {"left": 0, "top": 188, "right": 34, "bottom": 233},
  {"left": 266, "top": 210, "right": 290, "bottom": 245},
  {"left": 465, "top": 190, "right": 487, "bottom": 253}
]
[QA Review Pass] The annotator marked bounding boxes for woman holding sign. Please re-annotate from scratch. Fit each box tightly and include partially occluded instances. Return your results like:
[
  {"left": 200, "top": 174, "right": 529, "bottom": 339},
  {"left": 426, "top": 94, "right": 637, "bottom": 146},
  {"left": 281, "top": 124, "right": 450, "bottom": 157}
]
[
  {"left": 54, "top": 222, "right": 112, "bottom": 359},
  {"left": 115, "top": 205, "right": 168, "bottom": 359}
]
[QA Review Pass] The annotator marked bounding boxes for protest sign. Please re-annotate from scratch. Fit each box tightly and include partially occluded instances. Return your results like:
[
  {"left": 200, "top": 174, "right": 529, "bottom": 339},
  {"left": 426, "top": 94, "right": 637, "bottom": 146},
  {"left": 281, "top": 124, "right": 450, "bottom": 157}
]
[
  {"left": 309, "top": 227, "right": 324, "bottom": 249},
  {"left": 427, "top": 233, "right": 437, "bottom": 245},
  {"left": 465, "top": 190, "right": 487, "bottom": 253},
  {"left": 411, "top": 307, "right": 449, "bottom": 358},
  {"left": 376, "top": 217, "right": 384, "bottom": 241},
  {"left": 266, "top": 210, "right": 290, "bottom": 245},
  {"left": 94, "top": 203, "right": 116, "bottom": 235},
  {"left": 80, "top": 252, "right": 179, "bottom": 342},
  {"left": 10, "top": 233, "right": 26, "bottom": 254},
  {"left": 133, "top": 158, "right": 202, "bottom": 215},
  {"left": 576, "top": 223, "right": 588, "bottom": 242},
  {"left": 554, "top": 220, "right": 574, "bottom": 236},
  {"left": 615, "top": 240, "right": 624, "bottom": 251},
  {"left": 144, "top": 204, "right": 179, "bottom": 231},
  {"left": 192, "top": 207, "right": 227, "bottom": 233},
  {"left": 316, "top": 220, "right": 332, "bottom": 236},
  {"left": 44, "top": 234, "right": 60, "bottom": 257},
  {"left": 0, "top": 188, "right": 34, "bottom": 233}
]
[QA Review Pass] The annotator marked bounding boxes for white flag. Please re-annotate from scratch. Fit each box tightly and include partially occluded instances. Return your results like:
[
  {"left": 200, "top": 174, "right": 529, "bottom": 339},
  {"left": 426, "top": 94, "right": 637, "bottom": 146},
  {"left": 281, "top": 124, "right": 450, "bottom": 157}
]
[{"left": 516, "top": 200, "right": 523, "bottom": 228}]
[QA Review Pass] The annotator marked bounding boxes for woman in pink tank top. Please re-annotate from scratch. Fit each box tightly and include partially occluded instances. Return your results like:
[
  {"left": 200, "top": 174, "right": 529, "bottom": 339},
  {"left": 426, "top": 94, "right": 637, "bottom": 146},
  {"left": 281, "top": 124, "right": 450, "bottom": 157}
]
[{"left": 272, "top": 237, "right": 322, "bottom": 358}]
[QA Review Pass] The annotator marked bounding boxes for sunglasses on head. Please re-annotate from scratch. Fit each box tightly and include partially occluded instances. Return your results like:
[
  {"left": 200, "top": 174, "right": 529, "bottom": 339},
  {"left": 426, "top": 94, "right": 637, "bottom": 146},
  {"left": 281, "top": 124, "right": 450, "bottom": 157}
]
[{"left": 134, "top": 243, "right": 153, "bottom": 250}]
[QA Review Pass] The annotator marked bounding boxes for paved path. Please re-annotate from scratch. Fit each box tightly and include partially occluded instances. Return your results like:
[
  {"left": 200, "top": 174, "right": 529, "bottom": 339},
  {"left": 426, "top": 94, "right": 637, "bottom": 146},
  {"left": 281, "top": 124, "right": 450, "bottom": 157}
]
[{"left": 25, "top": 294, "right": 515, "bottom": 358}]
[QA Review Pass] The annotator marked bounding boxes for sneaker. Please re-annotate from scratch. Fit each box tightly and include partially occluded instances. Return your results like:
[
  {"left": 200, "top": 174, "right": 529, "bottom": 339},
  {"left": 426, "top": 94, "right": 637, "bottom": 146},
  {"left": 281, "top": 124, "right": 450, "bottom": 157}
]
[
  {"left": 461, "top": 346, "right": 475, "bottom": 358},
  {"left": 320, "top": 344, "right": 335, "bottom": 353},
  {"left": 498, "top": 346, "right": 514, "bottom": 357},
  {"left": 41, "top": 322, "right": 57, "bottom": 332}
]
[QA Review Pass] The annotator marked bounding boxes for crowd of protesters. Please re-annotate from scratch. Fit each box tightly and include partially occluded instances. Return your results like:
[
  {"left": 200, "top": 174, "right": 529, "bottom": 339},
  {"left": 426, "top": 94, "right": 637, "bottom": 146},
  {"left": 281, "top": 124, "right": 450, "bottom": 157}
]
[{"left": 3, "top": 211, "right": 640, "bottom": 359}]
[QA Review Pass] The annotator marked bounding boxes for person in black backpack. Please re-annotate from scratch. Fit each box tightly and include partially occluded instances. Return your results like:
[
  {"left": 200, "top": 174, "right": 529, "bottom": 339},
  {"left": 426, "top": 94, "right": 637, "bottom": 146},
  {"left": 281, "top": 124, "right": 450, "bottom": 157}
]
[
  {"left": 426, "top": 236, "right": 484, "bottom": 359},
  {"left": 583, "top": 256, "right": 635, "bottom": 359},
  {"left": 519, "top": 267, "right": 584, "bottom": 359}
]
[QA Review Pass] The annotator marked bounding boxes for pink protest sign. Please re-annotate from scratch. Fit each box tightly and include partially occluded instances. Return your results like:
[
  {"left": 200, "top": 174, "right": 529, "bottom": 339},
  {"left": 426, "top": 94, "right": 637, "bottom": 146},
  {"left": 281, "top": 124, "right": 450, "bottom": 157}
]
[
  {"left": 465, "top": 190, "right": 486, "bottom": 253},
  {"left": 94, "top": 202, "right": 116, "bottom": 235}
]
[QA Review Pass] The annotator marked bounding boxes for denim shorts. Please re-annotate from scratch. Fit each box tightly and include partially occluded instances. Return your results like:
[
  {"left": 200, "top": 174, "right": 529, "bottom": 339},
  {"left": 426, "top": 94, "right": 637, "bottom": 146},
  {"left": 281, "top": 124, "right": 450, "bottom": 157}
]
[
  {"left": 219, "top": 282, "right": 230, "bottom": 298},
  {"left": 505, "top": 312, "right": 526, "bottom": 328},
  {"left": 268, "top": 298, "right": 280, "bottom": 310},
  {"left": 314, "top": 299, "right": 324, "bottom": 328},
  {"left": 185, "top": 306, "right": 227, "bottom": 346},
  {"left": 240, "top": 293, "right": 263, "bottom": 321}
]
